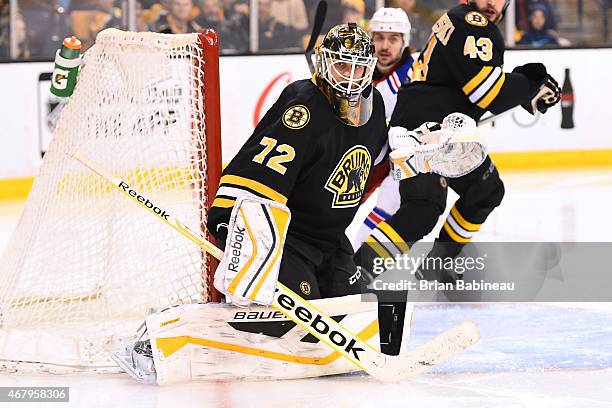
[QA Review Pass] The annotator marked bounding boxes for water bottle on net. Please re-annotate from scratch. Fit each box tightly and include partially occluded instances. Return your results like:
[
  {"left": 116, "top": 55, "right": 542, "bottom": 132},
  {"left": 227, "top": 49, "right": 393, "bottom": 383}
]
[{"left": 50, "top": 36, "right": 82, "bottom": 98}]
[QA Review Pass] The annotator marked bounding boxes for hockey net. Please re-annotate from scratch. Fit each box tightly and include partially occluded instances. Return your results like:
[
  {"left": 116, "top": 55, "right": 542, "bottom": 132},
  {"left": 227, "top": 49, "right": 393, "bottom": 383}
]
[{"left": 0, "top": 29, "right": 222, "bottom": 372}]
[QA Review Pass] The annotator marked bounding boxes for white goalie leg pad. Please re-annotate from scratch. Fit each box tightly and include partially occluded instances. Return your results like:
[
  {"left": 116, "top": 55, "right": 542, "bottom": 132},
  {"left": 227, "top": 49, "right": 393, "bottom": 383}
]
[
  {"left": 214, "top": 196, "right": 291, "bottom": 306},
  {"left": 144, "top": 297, "right": 380, "bottom": 384}
]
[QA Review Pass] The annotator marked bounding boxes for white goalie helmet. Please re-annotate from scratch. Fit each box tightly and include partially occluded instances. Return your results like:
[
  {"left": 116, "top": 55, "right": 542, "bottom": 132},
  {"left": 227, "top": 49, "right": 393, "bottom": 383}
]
[{"left": 369, "top": 8, "right": 412, "bottom": 49}]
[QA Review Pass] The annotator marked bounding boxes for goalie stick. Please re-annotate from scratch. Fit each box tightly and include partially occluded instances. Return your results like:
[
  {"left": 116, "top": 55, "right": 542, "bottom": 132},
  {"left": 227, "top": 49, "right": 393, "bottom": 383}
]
[
  {"left": 305, "top": 0, "right": 327, "bottom": 75},
  {"left": 68, "top": 150, "right": 479, "bottom": 382}
]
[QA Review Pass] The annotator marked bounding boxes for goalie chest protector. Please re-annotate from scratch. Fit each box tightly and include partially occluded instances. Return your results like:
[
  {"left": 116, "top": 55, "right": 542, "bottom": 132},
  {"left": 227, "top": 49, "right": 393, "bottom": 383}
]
[{"left": 209, "top": 79, "right": 388, "bottom": 252}]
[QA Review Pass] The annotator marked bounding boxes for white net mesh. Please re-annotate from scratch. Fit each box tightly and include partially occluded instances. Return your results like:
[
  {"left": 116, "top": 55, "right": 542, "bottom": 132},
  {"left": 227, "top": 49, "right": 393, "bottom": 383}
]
[{"left": 0, "top": 29, "right": 220, "bottom": 372}]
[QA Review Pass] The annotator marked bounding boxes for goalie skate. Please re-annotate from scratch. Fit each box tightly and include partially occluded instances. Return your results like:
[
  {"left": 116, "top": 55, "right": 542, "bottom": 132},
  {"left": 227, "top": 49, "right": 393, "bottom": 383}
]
[{"left": 111, "top": 340, "right": 157, "bottom": 385}]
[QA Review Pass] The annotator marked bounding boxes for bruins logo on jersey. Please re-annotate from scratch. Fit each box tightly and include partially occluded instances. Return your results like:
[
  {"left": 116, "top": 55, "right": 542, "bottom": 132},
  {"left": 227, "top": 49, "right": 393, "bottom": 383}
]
[
  {"left": 325, "top": 146, "right": 372, "bottom": 208},
  {"left": 465, "top": 11, "right": 488, "bottom": 27},
  {"left": 282, "top": 105, "right": 310, "bottom": 129}
]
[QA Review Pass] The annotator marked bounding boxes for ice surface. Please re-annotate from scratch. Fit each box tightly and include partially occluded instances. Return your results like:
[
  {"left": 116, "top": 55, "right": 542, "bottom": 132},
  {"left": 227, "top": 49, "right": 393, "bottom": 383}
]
[{"left": 1, "top": 170, "right": 612, "bottom": 407}]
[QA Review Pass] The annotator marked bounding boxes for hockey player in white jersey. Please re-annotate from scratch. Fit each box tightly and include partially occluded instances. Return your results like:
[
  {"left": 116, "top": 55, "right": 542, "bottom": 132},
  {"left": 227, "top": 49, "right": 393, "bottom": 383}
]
[{"left": 351, "top": 7, "right": 415, "bottom": 251}]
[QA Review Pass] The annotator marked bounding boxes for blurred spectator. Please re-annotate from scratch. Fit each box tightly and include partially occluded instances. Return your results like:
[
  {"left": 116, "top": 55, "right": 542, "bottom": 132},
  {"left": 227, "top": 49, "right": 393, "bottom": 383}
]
[
  {"left": 70, "top": 0, "right": 122, "bottom": 51},
  {"left": 258, "top": 0, "right": 300, "bottom": 50},
  {"left": 317, "top": 0, "right": 368, "bottom": 32},
  {"left": 138, "top": 0, "right": 160, "bottom": 9},
  {"left": 153, "top": 0, "right": 199, "bottom": 33},
  {"left": 389, "top": 0, "right": 436, "bottom": 50},
  {"left": 516, "top": 0, "right": 557, "bottom": 33},
  {"left": 221, "top": 0, "right": 248, "bottom": 29},
  {"left": 194, "top": 0, "right": 245, "bottom": 52},
  {"left": 69, "top": 0, "right": 97, "bottom": 9},
  {"left": 21, "top": 0, "right": 70, "bottom": 58},
  {"left": 96, "top": 0, "right": 123, "bottom": 29},
  {"left": 134, "top": 1, "right": 152, "bottom": 31},
  {"left": 13, "top": 12, "right": 31, "bottom": 57},
  {"left": 143, "top": 0, "right": 169, "bottom": 30},
  {"left": 518, "top": 5, "right": 559, "bottom": 47},
  {"left": 222, "top": 0, "right": 247, "bottom": 17},
  {"left": 341, "top": 0, "right": 365, "bottom": 27},
  {"left": 1, "top": 2, "right": 31, "bottom": 59},
  {"left": 270, "top": 0, "right": 307, "bottom": 32},
  {"left": 0, "top": 0, "right": 9, "bottom": 57}
]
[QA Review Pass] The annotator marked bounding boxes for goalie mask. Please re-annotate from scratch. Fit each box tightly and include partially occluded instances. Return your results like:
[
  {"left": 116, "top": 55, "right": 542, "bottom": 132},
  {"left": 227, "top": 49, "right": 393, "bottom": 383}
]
[{"left": 315, "top": 23, "right": 377, "bottom": 126}]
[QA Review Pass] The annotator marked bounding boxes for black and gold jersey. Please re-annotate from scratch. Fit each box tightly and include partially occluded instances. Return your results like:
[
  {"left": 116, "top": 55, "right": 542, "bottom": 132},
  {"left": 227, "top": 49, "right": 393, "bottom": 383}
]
[
  {"left": 208, "top": 78, "right": 389, "bottom": 252},
  {"left": 391, "top": 3, "right": 533, "bottom": 129}
]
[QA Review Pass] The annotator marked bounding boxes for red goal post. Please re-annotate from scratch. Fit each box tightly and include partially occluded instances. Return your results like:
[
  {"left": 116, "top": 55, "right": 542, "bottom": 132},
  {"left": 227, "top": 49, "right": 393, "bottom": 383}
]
[{"left": 199, "top": 29, "right": 223, "bottom": 303}]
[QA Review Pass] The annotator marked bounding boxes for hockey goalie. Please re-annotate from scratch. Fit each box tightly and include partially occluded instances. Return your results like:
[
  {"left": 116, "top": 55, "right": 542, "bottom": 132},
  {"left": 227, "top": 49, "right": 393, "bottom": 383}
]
[{"left": 111, "top": 23, "right": 480, "bottom": 384}]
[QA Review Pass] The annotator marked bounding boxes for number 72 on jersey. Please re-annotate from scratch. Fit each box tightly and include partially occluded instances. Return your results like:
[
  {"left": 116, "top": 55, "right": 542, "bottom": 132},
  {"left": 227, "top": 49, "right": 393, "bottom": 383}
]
[{"left": 252, "top": 136, "right": 296, "bottom": 175}]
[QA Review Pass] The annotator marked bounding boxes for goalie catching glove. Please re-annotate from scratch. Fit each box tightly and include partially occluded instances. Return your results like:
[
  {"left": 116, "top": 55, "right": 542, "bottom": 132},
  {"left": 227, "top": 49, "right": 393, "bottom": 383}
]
[
  {"left": 389, "top": 112, "right": 487, "bottom": 180},
  {"left": 214, "top": 196, "right": 291, "bottom": 307}
]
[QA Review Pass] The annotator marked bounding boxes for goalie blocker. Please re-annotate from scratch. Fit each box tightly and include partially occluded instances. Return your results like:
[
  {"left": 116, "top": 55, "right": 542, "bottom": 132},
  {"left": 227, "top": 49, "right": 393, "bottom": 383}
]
[{"left": 215, "top": 196, "right": 291, "bottom": 306}]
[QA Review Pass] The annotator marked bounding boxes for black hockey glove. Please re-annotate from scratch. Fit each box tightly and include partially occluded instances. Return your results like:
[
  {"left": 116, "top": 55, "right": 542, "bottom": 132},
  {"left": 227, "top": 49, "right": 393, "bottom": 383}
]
[
  {"left": 512, "top": 62, "right": 548, "bottom": 83},
  {"left": 521, "top": 74, "right": 561, "bottom": 115},
  {"left": 513, "top": 63, "right": 561, "bottom": 115}
]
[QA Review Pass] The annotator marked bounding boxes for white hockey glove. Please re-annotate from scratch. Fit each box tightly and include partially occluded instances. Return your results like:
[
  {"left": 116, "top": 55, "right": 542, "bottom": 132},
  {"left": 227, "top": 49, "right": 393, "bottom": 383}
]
[
  {"left": 214, "top": 196, "right": 291, "bottom": 307},
  {"left": 389, "top": 124, "right": 448, "bottom": 179},
  {"left": 389, "top": 113, "right": 488, "bottom": 180}
]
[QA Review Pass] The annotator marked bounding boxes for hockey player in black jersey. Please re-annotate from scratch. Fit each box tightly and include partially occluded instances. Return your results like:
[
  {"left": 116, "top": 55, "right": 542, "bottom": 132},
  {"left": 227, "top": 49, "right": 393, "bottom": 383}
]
[
  {"left": 355, "top": 0, "right": 561, "bottom": 283},
  {"left": 208, "top": 23, "right": 389, "bottom": 300}
]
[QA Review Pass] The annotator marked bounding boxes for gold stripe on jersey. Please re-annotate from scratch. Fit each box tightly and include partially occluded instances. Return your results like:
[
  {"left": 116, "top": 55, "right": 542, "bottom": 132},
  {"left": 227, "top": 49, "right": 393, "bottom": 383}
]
[
  {"left": 365, "top": 236, "right": 393, "bottom": 259},
  {"left": 450, "top": 206, "right": 481, "bottom": 232},
  {"left": 443, "top": 222, "right": 471, "bottom": 243},
  {"left": 219, "top": 174, "right": 288, "bottom": 205},
  {"left": 477, "top": 72, "right": 506, "bottom": 109},
  {"left": 377, "top": 222, "right": 410, "bottom": 253},
  {"left": 462, "top": 66, "right": 493, "bottom": 95},
  {"left": 411, "top": 35, "right": 437, "bottom": 82},
  {"left": 442, "top": 206, "right": 483, "bottom": 243},
  {"left": 364, "top": 222, "right": 410, "bottom": 261},
  {"left": 212, "top": 197, "right": 236, "bottom": 208}
]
